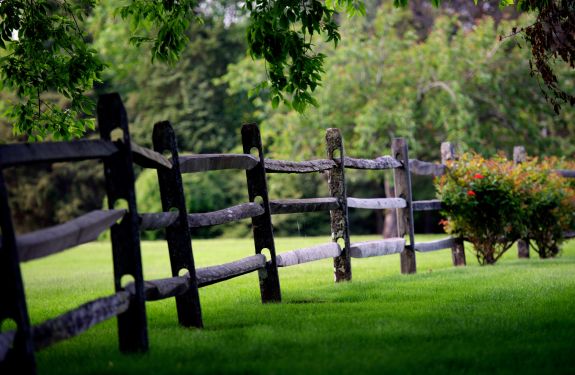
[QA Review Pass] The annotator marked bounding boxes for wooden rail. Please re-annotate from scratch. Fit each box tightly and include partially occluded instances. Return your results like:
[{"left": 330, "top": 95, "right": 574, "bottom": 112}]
[
  {"left": 196, "top": 254, "right": 267, "bottom": 287},
  {"left": 0, "top": 140, "right": 118, "bottom": 168},
  {"left": 276, "top": 243, "right": 341, "bottom": 267},
  {"left": 13, "top": 210, "right": 125, "bottom": 262},
  {"left": 269, "top": 198, "right": 339, "bottom": 214},
  {"left": 349, "top": 239, "right": 406, "bottom": 258},
  {"left": 179, "top": 154, "right": 259, "bottom": 173},
  {"left": 347, "top": 197, "right": 406, "bottom": 209}
]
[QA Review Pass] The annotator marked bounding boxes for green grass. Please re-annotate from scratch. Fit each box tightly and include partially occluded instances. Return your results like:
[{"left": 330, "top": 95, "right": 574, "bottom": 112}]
[{"left": 16, "top": 235, "right": 575, "bottom": 374}]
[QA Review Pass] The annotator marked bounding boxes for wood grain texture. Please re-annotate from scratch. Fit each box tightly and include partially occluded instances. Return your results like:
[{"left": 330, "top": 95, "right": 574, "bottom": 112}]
[
  {"left": 0, "top": 140, "right": 118, "bottom": 168},
  {"left": 32, "top": 291, "right": 131, "bottom": 351},
  {"left": 139, "top": 212, "right": 179, "bottom": 231},
  {"left": 408, "top": 159, "right": 445, "bottom": 176},
  {"left": 196, "top": 254, "right": 267, "bottom": 287},
  {"left": 188, "top": 203, "right": 264, "bottom": 228},
  {"left": 179, "top": 154, "right": 259, "bottom": 173},
  {"left": 347, "top": 197, "right": 406, "bottom": 210},
  {"left": 413, "top": 237, "right": 456, "bottom": 252},
  {"left": 269, "top": 198, "right": 339, "bottom": 214},
  {"left": 276, "top": 243, "right": 342, "bottom": 267},
  {"left": 13, "top": 210, "right": 126, "bottom": 262},
  {"left": 412, "top": 200, "right": 443, "bottom": 211},
  {"left": 264, "top": 158, "right": 336, "bottom": 173},
  {"left": 349, "top": 238, "right": 406, "bottom": 258},
  {"left": 343, "top": 156, "right": 401, "bottom": 170},
  {"left": 129, "top": 141, "right": 172, "bottom": 169}
]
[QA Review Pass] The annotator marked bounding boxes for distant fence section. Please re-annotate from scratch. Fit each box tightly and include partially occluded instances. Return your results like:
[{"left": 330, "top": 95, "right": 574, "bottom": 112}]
[{"left": 0, "top": 93, "right": 573, "bottom": 375}]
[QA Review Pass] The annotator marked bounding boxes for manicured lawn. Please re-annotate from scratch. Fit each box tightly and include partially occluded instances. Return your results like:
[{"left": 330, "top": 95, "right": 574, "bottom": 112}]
[{"left": 18, "top": 235, "right": 575, "bottom": 374}]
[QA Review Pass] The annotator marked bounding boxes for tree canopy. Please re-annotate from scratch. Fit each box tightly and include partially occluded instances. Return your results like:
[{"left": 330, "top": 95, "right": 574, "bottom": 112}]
[{"left": 0, "top": 0, "right": 573, "bottom": 140}]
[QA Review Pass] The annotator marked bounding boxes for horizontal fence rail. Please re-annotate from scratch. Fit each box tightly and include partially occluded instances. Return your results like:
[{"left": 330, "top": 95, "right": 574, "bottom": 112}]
[
  {"left": 412, "top": 200, "right": 443, "bottom": 211},
  {"left": 413, "top": 237, "right": 456, "bottom": 252},
  {"left": 0, "top": 140, "right": 118, "bottom": 168},
  {"left": 179, "top": 154, "right": 259, "bottom": 173},
  {"left": 9, "top": 210, "right": 126, "bottom": 262},
  {"left": 269, "top": 198, "right": 340, "bottom": 214},
  {"left": 344, "top": 156, "right": 401, "bottom": 170},
  {"left": 276, "top": 243, "right": 342, "bottom": 267},
  {"left": 188, "top": 203, "right": 264, "bottom": 228},
  {"left": 347, "top": 197, "right": 406, "bottom": 210},
  {"left": 196, "top": 254, "right": 267, "bottom": 287},
  {"left": 264, "top": 159, "right": 336, "bottom": 173},
  {"left": 350, "top": 239, "right": 406, "bottom": 258},
  {"left": 128, "top": 141, "right": 173, "bottom": 170},
  {"left": 0, "top": 291, "right": 131, "bottom": 362}
]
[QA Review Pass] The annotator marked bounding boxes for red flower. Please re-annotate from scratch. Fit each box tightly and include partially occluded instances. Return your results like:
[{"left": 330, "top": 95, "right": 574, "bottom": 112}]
[
  {"left": 467, "top": 190, "right": 476, "bottom": 197},
  {"left": 473, "top": 173, "right": 484, "bottom": 179}
]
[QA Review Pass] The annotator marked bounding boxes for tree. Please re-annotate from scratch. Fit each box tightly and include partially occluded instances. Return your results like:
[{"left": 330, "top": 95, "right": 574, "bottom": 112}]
[
  {"left": 0, "top": 0, "right": 573, "bottom": 140},
  {"left": 223, "top": 3, "right": 574, "bottom": 236}
]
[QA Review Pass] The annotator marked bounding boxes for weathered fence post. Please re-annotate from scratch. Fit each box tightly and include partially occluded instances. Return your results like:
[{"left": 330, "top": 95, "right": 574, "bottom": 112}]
[
  {"left": 514, "top": 145, "right": 530, "bottom": 259},
  {"left": 153, "top": 121, "right": 203, "bottom": 328},
  {"left": 97, "top": 93, "right": 148, "bottom": 352},
  {"left": 441, "top": 142, "right": 466, "bottom": 266},
  {"left": 326, "top": 128, "right": 352, "bottom": 282},
  {"left": 0, "top": 173, "right": 36, "bottom": 375},
  {"left": 392, "top": 138, "right": 416, "bottom": 274},
  {"left": 241, "top": 124, "right": 281, "bottom": 303}
]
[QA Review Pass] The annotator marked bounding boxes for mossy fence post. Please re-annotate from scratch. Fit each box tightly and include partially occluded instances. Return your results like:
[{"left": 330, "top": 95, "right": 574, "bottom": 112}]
[
  {"left": 326, "top": 128, "right": 352, "bottom": 282},
  {"left": 392, "top": 138, "right": 416, "bottom": 274}
]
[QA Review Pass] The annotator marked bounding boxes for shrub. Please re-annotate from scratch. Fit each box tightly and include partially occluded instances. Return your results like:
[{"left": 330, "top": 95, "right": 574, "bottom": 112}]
[
  {"left": 436, "top": 154, "right": 524, "bottom": 264},
  {"left": 515, "top": 157, "right": 575, "bottom": 258},
  {"left": 436, "top": 153, "right": 575, "bottom": 264}
]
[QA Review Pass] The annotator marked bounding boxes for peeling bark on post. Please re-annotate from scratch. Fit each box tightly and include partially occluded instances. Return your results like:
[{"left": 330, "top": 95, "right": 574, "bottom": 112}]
[
  {"left": 0, "top": 172, "right": 36, "bottom": 375},
  {"left": 514, "top": 146, "right": 530, "bottom": 259},
  {"left": 153, "top": 121, "right": 203, "bottom": 328},
  {"left": 326, "top": 128, "right": 352, "bottom": 282},
  {"left": 392, "top": 138, "right": 416, "bottom": 274},
  {"left": 441, "top": 142, "right": 466, "bottom": 267},
  {"left": 97, "top": 93, "right": 148, "bottom": 353},
  {"left": 241, "top": 124, "right": 281, "bottom": 303}
]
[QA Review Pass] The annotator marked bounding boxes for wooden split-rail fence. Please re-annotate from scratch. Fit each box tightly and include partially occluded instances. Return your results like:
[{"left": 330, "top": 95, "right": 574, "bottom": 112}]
[{"left": 1, "top": 93, "right": 574, "bottom": 375}]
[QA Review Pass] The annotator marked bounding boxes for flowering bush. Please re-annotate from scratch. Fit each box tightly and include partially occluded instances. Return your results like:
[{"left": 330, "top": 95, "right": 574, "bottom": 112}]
[
  {"left": 436, "top": 154, "right": 524, "bottom": 264},
  {"left": 515, "top": 157, "right": 575, "bottom": 258},
  {"left": 436, "top": 153, "right": 574, "bottom": 264}
]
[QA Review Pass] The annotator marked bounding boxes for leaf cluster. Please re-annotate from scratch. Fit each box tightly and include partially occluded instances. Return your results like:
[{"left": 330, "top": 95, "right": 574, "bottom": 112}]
[
  {"left": 245, "top": 0, "right": 363, "bottom": 112},
  {"left": 0, "top": 0, "right": 103, "bottom": 140}
]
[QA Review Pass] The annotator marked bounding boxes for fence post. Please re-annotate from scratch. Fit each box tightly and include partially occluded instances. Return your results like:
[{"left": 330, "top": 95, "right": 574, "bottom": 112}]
[
  {"left": 441, "top": 142, "right": 466, "bottom": 266},
  {"left": 153, "top": 121, "right": 203, "bottom": 328},
  {"left": 326, "top": 128, "right": 352, "bottom": 282},
  {"left": 392, "top": 138, "right": 416, "bottom": 274},
  {"left": 514, "top": 145, "right": 530, "bottom": 259},
  {"left": 0, "top": 172, "right": 36, "bottom": 375},
  {"left": 97, "top": 93, "right": 148, "bottom": 353},
  {"left": 241, "top": 124, "right": 281, "bottom": 303}
]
